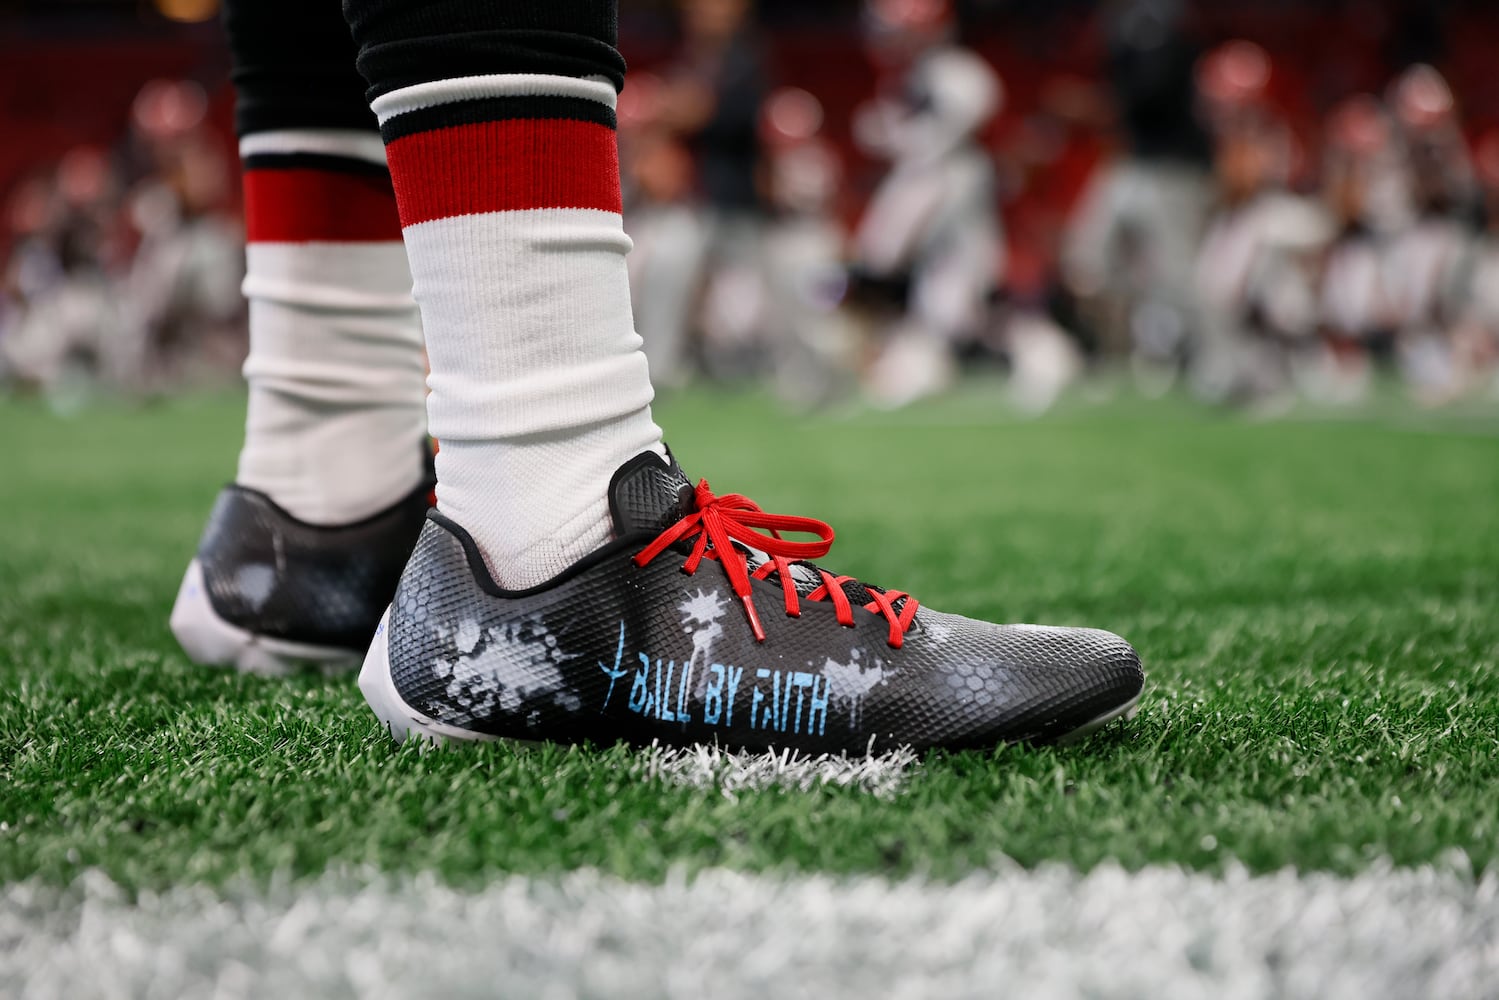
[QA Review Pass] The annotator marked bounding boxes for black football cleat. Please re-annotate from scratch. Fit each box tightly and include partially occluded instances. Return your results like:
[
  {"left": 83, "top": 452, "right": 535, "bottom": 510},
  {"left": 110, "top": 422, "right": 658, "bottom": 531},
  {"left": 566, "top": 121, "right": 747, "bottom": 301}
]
[
  {"left": 359, "top": 450, "right": 1143, "bottom": 752},
  {"left": 171, "top": 460, "right": 435, "bottom": 676}
]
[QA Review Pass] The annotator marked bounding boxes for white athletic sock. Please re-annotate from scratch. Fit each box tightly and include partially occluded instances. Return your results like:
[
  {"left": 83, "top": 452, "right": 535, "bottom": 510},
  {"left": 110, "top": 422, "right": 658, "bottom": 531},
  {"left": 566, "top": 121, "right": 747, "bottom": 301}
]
[
  {"left": 373, "top": 74, "right": 664, "bottom": 588},
  {"left": 234, "top": 129, "right": 428, "bottom": 525}
]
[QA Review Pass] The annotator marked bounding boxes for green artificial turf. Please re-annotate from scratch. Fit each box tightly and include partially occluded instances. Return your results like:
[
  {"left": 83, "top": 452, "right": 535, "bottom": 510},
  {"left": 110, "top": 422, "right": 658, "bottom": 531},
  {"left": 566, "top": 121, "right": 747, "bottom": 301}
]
[{"left": 2, "top": 388, "right": 1498, "bottom": 891}]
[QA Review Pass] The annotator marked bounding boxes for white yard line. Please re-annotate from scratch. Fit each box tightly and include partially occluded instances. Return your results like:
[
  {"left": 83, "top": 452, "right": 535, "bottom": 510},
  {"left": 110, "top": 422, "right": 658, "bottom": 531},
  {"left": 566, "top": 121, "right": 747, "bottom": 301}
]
[{"left": 3, "top": 861, "right": 1496, "bottom": 1000}]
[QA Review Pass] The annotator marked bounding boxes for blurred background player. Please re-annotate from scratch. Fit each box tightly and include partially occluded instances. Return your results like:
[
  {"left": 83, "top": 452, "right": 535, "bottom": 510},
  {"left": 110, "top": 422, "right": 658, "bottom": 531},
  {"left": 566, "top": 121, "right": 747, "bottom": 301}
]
[
  {"left": 1382, "top": 64, "right": 1481, "bottom": 403},
  {"left": 849, "top": 0, "right": 1003, "bottom": 408},
  {"left": 757, "top": 86, "right": 860, "bottom": 409},
  {"left": 120, "top": 79, "right": 243, "bottom": 392},
  {"left": 1061, "top": 0, "right": 1211, "bottom": 393},
  {"left": 626, "top": 74, "right": 855, "bottom": 407},
  {"left": 625, "top": 0, "right": 771, "bottom": 387},
  {"left": 1447, "top": 131, "right": 1499, "bottom": 396},
  {"left": 620, "top": 71, "right": 701, "bottom": 390},
  {"left": 0, "top": 147, "right": 129, "bottom": 405},
  {"left": 1309, "top": 95, "right": 1398, "bottom": 403},
  {"left": 1190, "top": 40, "right": 1326, "bottom": 408}
]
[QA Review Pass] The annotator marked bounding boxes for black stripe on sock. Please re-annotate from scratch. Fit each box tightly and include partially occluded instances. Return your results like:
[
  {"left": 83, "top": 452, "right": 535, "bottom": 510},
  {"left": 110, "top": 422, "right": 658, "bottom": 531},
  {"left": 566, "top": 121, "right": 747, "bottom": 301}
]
[
  {"left": 379, "top": 94, "right": 616, "bottom": 144},
  {"left": 241, "top": 152, "right": 392, "bottom": 178}
]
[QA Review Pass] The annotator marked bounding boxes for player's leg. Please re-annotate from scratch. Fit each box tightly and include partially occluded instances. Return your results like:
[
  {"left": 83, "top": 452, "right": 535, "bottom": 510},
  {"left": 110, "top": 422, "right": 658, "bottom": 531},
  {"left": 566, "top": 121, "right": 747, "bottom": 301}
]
[
  {"left": 349, "top": 0, "right": 1144, "bottom": 751},
  {"left": 344, "top": 0, "right": 662, "bottom": 590},
  {"left": 170, "top": 0, "right": 433, "bottom": 676}
]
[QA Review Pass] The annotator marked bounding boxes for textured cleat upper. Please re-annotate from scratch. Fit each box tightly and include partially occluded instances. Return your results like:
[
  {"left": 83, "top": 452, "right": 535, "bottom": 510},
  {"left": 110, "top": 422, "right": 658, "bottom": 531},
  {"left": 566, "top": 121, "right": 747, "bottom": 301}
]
[
  {"left": 380, "top": 451, "right": 1144, "bottom": 753},
  {"left": 195, "top": 473, "right": 434, "bottom": 653}
]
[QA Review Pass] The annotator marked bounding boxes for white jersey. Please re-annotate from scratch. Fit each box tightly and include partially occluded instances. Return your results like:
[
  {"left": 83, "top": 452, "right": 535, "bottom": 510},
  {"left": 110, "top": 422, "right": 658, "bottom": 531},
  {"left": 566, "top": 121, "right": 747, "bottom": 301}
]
[
  {"left": 1382, "top": 215, "right": 1472, "bottom": 336},
  {"left": 853, "top": 46, "right": 1004, "bottom": 340},
  {"left": 1196, "top": 190, "right": 1329, "bottom": 339},
  {"left": 1318, "top": 230, "right": 1391, "bottom": 339}
]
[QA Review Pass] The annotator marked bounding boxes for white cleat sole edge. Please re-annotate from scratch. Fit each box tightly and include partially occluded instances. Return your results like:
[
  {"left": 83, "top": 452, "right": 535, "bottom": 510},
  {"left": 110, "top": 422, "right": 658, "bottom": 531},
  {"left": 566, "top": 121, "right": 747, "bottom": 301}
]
[
  {"left": 359, "top": 607, "right": 499, "bottom": 746},
  {"left": 169, "top": 560, "right": 362, "bottom": 678},
  {"left": 358, "top": 605, "right": 1143, "bottom": 750},
  {"left": 1055, "top": 692, "right": 1142, "bottom": 745}
]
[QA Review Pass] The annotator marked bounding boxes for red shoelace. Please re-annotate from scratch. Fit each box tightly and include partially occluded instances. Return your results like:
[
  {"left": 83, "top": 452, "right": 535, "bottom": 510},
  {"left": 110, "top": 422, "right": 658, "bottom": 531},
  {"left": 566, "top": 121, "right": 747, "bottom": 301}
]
[{"left": 633, "top": 480, "right": 919, "bottom": 649}]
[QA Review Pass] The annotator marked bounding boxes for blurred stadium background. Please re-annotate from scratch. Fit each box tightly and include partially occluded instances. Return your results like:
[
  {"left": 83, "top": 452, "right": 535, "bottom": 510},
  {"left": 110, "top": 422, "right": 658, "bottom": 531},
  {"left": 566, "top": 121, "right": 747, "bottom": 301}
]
[
  {"left": 6, "top": 0, "right": 1499, "bottom": 409},
  {"left": 4, "top": 3, "right": 1499, "bottom": 998}
]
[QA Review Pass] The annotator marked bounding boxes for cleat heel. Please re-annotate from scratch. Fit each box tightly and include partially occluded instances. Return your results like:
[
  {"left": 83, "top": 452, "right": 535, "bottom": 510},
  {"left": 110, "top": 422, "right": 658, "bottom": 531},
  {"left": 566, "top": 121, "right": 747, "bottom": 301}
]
[{"left": 171, "top": 560, "right": 361, "bottom": 676}]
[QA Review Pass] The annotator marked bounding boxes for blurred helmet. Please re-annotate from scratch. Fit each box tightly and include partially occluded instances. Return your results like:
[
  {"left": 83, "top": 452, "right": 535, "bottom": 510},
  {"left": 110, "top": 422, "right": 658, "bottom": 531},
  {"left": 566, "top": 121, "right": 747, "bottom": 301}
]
[
  {"left": 1197, "top": 40, "right": 1272, "bottom": 112},
  {"left": 1389, "top": 64, "right": 1455, "bottom": 134},
  {"left": 1389, "top": 65, "right": 1472, "bottom": 215},
  {"left": 617, "top": 71, "right": 666, "bottom": 132},
  {"left": 866, "top": 0, "right": 952, "bottom": 35},
  {"left": 57, "top": 147, "right": 112, "bottom": 207},
  {"left": 1325, "top": 95, "right": 1391, "bottom": 158},
  {"left": 760, "top": 87, "right": 825, "bottom": 148},
  {"left": 863, "top": 0, "right": 953, "bottom": 64},
  {"left": 132, "top": 79, "right": 208, "bottom": 140},
  {"left": 911, "top": 48, "right": 1004, "bottom": 139}
]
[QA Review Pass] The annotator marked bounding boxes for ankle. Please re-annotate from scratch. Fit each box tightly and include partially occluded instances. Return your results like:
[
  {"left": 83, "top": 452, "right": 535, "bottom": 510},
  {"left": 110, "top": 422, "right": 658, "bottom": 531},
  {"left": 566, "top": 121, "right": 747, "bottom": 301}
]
[
  {"left": 237, "top": 398, "right": 428, "bottom": 524},
  {"left": 433, "top": 416, "right": 662, "bottom": 589}
]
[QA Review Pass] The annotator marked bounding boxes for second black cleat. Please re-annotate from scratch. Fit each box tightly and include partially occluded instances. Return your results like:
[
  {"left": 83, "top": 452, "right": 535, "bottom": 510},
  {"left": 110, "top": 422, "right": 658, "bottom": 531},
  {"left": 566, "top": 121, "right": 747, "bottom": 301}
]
[
  {"left": 171, "top": 459, "right": 435, "bottom": 676},
  {"left": 360, "top": 450, "right": 1144, "bottom": 752}
]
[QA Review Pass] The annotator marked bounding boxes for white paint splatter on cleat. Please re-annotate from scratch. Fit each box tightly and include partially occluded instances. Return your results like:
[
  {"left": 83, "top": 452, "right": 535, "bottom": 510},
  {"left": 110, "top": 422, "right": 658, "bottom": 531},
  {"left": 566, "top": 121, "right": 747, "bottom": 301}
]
[{"left": 357, "top": 607, "right": 498, "bottom": 747}]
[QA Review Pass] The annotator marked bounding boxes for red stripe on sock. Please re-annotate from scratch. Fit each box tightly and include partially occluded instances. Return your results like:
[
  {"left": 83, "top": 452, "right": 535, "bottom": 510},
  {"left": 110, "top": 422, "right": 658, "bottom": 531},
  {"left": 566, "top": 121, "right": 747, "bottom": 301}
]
[
  {"left": 384, "top": 118, "right": 622, "bottom": 226},
  {"left": 243, "top": 169, "right": 404, "bottom": 243}
]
